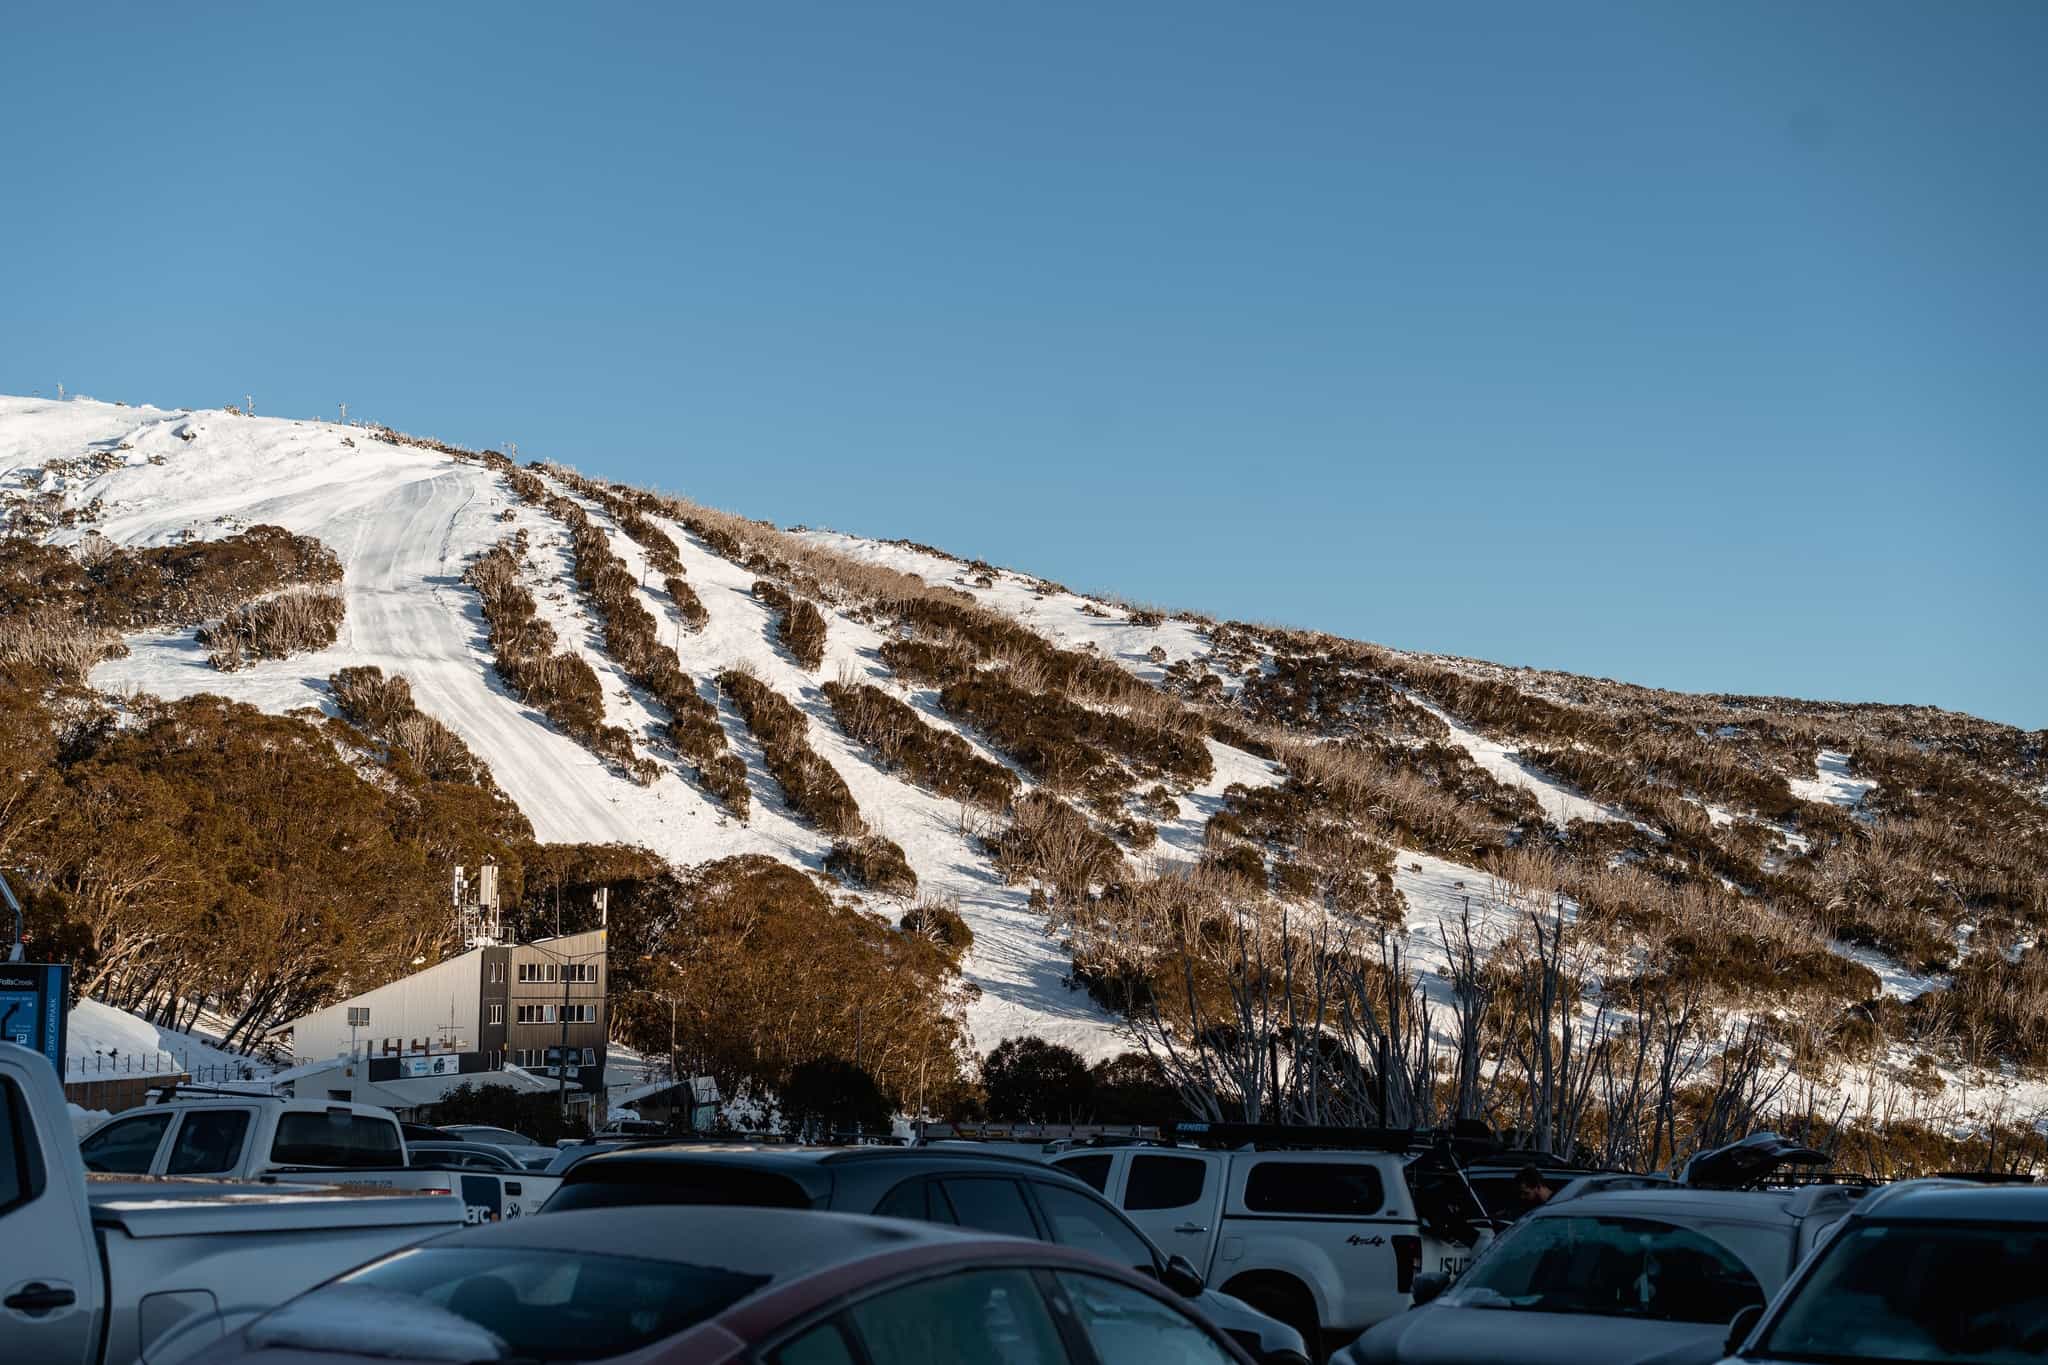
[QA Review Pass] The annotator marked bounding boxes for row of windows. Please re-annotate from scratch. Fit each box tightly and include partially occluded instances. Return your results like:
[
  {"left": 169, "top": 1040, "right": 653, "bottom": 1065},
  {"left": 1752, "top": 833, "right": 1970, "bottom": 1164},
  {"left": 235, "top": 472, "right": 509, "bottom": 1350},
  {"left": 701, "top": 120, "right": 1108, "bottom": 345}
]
[
  {"left": 510, "top": 1047, "right": 598, "bottom": 1068},
  {"left": 513, "top": 1003, "right": 597, "bottom": 1025},
  {"left": 516, "top": 961, "right": 599, "bottom": 984},
  {"left": 1053, "top": 1153, "right": 1388, "bottom": 1216}
]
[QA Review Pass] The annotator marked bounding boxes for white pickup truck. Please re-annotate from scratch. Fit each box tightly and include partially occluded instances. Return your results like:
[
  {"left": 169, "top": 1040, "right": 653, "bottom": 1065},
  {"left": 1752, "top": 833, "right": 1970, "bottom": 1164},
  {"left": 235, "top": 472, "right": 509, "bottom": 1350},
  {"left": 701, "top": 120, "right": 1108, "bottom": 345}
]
[
  {"left": 1047, "top": 1141, "right": 1481, "bottom": 1357},
  {"left": 76, "top": 1091, "right": 560, "bottom": 1222},
  {"left": 2, "top": 1042, "right": 465, "bottom": 1365}
]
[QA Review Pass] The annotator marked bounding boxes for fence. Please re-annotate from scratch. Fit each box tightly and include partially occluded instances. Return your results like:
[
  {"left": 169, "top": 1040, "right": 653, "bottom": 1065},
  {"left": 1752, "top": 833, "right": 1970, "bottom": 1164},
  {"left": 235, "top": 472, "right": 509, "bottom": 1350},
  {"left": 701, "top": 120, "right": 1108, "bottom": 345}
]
[{"left": 68, "top": 1054, "right": 270, "bottom": 1084}]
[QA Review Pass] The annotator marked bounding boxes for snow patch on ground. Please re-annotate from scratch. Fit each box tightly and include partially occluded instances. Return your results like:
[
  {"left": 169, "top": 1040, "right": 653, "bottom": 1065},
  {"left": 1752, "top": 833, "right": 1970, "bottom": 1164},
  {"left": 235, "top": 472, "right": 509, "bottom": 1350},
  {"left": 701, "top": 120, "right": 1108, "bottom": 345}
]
[
  {"left": 1825, "top": 942, "right": 1946, "bottom": 1002},
  {"left": 1791, "top": 750, "right": 1876, "bottom": 809},
  {"left": 1401, "top": 693, "right": 1630, "bottom": 828},
  {"left": 795, "top": 529, "right": 1213, "bottom": 689},
  {"left": 67, "top": 997, "right": 270, "bottom": 1082}
]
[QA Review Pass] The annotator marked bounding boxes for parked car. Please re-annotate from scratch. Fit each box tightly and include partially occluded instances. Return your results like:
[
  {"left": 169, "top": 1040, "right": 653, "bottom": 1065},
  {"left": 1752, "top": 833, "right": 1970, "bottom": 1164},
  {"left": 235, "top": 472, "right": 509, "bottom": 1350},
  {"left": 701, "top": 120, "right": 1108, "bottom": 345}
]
[
  {"left": 543, "top": 1143, "right": 1309, "bottom": 1365},
  {"left": 1714, "top": 1179, "right": 2048, "bottom": 1365},
  {"left": 1332, "top": 1182, "right": 1865, "bottom": 1365},
  {"left": 401, "top": 1141, "right": 561, "bottom": 1216},
  {"left": 1046, "top": 1139, "right": 1462, "bottom": 1355},
  {"left": 77, "top": 1092, "right": 544, "bottom": 1224},
  {"left": 180, "top": 1206, "right": 1261, "bottom": 1364},
  {"left": 1, "top": 1042, "right": 464, "bottom": 1365},
  {"left": 439, "top": 1123, "right": 544, "bottom": 1149}
]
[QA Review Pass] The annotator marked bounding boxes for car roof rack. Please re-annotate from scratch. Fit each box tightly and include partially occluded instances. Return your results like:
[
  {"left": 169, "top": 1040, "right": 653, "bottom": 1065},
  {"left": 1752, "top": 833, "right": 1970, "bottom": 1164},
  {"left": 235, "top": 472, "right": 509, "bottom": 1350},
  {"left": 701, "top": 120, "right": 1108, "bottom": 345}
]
[{"left": 1164, "top": 1122, "right": 1433, "bottom": 1153}]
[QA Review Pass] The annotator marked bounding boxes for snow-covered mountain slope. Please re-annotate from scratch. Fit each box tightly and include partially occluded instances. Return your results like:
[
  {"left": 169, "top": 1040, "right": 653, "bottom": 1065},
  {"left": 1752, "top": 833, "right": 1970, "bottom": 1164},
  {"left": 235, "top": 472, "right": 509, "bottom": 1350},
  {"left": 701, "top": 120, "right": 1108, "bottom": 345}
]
[{"left": 7, "top": 394, "right": 2045, "bottom": 1133}]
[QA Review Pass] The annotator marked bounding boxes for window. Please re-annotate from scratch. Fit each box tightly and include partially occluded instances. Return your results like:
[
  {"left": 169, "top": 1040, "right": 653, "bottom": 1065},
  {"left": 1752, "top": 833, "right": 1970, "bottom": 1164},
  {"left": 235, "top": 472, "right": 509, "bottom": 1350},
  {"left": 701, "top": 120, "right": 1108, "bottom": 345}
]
[
  {"left": 0, "top": 1076, "right": 42, "bottom": 1214},
  {"left": 166, "top": 1109, "right": 253, "bottom": 1175},
  {"left": 1761, "top": 1221, "right": 2048, "bottom": 1364},
  {"left": 846, "top": 1269, "right": 1066, "bottom": 1365},
  {"left": 937, "top": 1178, "right": 1040, "bottom": 1240},
  {"left": 1033, "top": 1183, "right": 1156, "bottom": 1275},
  {"left": 80, "top": 1111, "right": 173, "bottom": 1173},
  {"left": 487, "top": 1004, "right": 503, "bottom": 1025},
  {"left": 1055, "top": 1272, "right": 1234, "bottom": 1364},
  {"left": 258, "top": 1247, "right": 773, "bottom": 1362},
  {"left": 1054, "top": 1153, "right": 1112, "bottom": 1193},
  {"left": 1125, "top": 1155, "right": 1208, "bottom": 1211},
  {"left": 875, "top": 1177, "right": 938, "bottom": 1222},
  {"left": 270, "top": 1111, "right": 404, "bottom": 1169},
  {"left": 1447, "top": 1214, "right": 1767, "bottom": 1325},
  {"left": 1242, "top": 1161, "right": 1385, "bottom": 1215},
  {"left": 582, "top": 1047, "right": 597, "bottom": 1063},
  {"left": 772, "top": 1322, "right": 859, "bottom": 1365}
]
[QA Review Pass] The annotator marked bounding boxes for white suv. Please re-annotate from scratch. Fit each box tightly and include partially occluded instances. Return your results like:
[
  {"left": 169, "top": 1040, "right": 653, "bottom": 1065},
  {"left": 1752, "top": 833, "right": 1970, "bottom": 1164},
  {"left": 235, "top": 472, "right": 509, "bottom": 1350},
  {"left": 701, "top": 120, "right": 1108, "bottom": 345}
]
[{"left": 1048, "top": 1143, "right": 1455, "bottom": 1356}]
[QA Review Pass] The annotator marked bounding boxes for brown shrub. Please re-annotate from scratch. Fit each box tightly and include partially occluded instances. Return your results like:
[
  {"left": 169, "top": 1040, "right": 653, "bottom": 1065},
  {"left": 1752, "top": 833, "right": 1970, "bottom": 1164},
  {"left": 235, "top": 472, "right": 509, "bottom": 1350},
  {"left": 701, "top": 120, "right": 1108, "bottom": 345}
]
[
  {"left": 718, "top": 668, "right": 863, "bottom": 835},
  {"left": 821, "top": 679, "right": 1018, "bottom": 808},
  {"left": 198, "top": 587, "right": 345, "bottom": 671},
  {"left": 826, "top": 835, "right": 918, "bottom": 897},
  {"left": 901, "top": 895, "right": 974, "bottom": 954},
  {"left": 665, "top": 575, "right": 709, "bottom": 630},
  {"left": 754, "top": 581, "right": 827, "bottom": 670}
]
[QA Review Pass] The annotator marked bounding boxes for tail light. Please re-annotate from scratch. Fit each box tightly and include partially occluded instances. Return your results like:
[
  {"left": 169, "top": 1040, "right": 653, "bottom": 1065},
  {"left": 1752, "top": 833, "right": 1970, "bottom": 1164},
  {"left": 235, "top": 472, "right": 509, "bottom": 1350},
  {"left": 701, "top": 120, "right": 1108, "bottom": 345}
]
[{"left": 1394, "top": 1235, "right": 1422, "bottom": 1294}]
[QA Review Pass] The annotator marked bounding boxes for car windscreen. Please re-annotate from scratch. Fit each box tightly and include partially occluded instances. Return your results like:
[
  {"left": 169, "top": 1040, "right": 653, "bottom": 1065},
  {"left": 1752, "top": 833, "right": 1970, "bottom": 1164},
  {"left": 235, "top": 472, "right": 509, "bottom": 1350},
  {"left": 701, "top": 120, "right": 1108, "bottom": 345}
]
[
  {"left": 271, "top": 1110, "right": 404, "bottom": 1168},
  {"left": 543, "top": 1160, "right": 817, "bottom": 1212},
  {"left": 247, "top": 1248, "right": 771, "bottom": 1361},
  {"left": 1759, "top": 1220, "right": 2048, "bottom": 1363},
  {"left": 1444, "top": 1213, "right": 1771, "bottom": 1324}
]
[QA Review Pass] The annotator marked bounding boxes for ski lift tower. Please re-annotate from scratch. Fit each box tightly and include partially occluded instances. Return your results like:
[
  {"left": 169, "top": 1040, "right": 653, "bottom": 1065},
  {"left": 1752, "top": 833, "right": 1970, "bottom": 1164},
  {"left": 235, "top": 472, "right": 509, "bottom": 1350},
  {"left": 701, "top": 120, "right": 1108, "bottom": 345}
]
[{"left": 454, "top": 861, "right": 503, "bottom": 950}]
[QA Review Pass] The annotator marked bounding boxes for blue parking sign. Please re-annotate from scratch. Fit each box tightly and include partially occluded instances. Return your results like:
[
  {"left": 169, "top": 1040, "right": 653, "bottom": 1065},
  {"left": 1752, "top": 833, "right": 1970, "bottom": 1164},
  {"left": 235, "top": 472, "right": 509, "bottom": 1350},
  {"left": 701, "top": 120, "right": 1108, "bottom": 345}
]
[{"left": 0, "top": 963, "right": 69, "bottom": 1077}]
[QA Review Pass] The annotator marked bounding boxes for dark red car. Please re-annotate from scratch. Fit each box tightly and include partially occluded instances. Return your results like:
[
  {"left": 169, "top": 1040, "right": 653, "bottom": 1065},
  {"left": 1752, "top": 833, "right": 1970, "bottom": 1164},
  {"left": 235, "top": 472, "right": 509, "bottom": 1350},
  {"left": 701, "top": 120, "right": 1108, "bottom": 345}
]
[{"left": 179, "top": 1205, "right": 1259, "bottom": 1365}]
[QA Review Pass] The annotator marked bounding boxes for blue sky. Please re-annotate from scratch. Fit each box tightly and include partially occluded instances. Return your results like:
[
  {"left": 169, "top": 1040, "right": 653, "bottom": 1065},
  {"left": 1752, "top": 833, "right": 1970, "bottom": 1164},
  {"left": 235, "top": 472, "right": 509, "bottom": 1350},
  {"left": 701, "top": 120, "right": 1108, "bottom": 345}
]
[{"left": 5, "top": 3, "right": 2043, "bottom": 728}]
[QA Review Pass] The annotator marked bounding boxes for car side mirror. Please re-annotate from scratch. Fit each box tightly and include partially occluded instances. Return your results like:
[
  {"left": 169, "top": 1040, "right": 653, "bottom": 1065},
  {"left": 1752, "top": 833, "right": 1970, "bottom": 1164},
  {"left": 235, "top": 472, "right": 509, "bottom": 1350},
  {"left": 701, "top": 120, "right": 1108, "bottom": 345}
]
[
  {"left": 1161, "top": 1254, "right": 1205, "bottom": 1298},
  {"left": 1724, "top": 1304, "right": 1764, "bottom": 1356},
  {"left": 1410, "top": 1272, "right": 1449, "bottom": 1307}
]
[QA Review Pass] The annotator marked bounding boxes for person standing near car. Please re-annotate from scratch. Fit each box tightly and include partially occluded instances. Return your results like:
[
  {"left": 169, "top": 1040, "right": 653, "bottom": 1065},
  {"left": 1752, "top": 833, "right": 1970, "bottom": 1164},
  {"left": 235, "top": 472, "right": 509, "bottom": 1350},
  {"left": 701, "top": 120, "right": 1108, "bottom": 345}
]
[{"left": 1514, "top": 1166, "right": 1554, "bottom": 1216}]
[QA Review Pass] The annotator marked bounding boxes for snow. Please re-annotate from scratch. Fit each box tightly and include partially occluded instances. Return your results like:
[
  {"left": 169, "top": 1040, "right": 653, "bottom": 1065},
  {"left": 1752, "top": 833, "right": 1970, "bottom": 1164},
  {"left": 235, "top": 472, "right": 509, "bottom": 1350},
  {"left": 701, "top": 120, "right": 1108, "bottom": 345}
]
[
  {"left": 794, "top": 530, "right": 1214, "bottom": 690},
  {"left": 4, "top": 397, "right": 1127, "bottom": 1060},
  {"left": 66, "top": 997, "right": 271, "bottom": 1082},
  {"left": 1826, "top": 941, "right": 1945, "bottom": 1002},
  {"left": 1401, "top": 693, "right": 1631, "bottom": 828},
  {"left": 1791, "top": 750, "right": 1876, "bottom": 809},
  {"left": 68, "top": 1103, "right": 112, "bottom": 1138}
]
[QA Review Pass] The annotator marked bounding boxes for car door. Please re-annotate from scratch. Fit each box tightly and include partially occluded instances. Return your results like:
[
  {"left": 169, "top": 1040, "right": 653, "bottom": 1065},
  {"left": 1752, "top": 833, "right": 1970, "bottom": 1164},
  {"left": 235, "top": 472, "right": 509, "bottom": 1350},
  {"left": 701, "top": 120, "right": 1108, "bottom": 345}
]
[
  {"left": 1116, "top": 1152, "right": 1223, "bottom": 1270},
  {"left": 1, "top": 1070, "right": 100, "bottom": 1365},
  {"left": 77, "top": 1109, "right": 175, "bottom": 1174},
  {"left": 1024, "top": 1177, "right": 1163, "bottom": 1278}
]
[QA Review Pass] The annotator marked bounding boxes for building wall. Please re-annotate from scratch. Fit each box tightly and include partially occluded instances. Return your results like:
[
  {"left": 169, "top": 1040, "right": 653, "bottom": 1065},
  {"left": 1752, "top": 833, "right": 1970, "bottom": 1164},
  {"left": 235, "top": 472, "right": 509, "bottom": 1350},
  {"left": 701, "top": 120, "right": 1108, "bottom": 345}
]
[
  {"left": 289, "top": 950, "right": 484, "bottom": 1062},
  {"left": 505, "top": 930, "right": 608, "bottom": 1093}
]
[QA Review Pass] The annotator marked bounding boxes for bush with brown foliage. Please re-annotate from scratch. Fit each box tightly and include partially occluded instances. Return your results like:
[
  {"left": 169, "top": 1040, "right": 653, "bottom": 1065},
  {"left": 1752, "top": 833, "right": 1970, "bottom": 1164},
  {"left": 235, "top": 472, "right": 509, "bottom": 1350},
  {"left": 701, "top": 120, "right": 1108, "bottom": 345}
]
[
  {"left": 990, "top": 791, "right": 1127, "bottom": 902},
  {"left": 464, "top": 537, "right": 645, "bottom": 780},
  {"left": 541, "top": 495, "right": 744, "bottom": 808},
  {"left": 198, "top": 587, "right": 345, "bottom": 671},
  {"left": 622, "top": 855, "right": 970, "bottom": 1105},
  {"left": 506, "top": 469, "right": 547, "bottom": 505},
  {"left": 821, "top": 679, "right": 1018, "bottom": 808},
  {"left": 717, "top": 668, "right": 863, "bottom": 835},
  {"left": 826, "top": 834, "right": 918, "bottom": 897},
  {"left": 938, "top": 669, "right": 1212, "bottom": 789},
  {"left": 664, "top": 575, "right": 709, "bottom": 631},
  {"left": 753, "top": 581, "right": 828, "bottom": 669},
  {"left": 901, "top": 894, "right": 974, "bottom": 955}
]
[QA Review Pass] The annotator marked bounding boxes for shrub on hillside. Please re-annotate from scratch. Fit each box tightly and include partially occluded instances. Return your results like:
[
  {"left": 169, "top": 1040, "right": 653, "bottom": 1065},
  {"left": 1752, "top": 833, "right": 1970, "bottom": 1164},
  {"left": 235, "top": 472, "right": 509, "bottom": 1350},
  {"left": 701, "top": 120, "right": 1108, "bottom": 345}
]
[
  {"left": 753, "top": 581, "right": 827, "bottom": 670},
  {"left": 541, "top": 498, "right": 744, "bottom": 809},
  {"left": 718, "top": 668, "right": 863, "bottom": 835},
  {"left": 664, "top": 575, "right": 709, "bottom": 630},
  {"left": 464, "top": 538, "right": 641, "bottom": 778},
  {"left": 990, "top": 791, "right": 1126, "bottom": 901},
  {"left": 198, "top": 587, "right": 345, "bottom": 671},
  {"left": 826, "top": 834, "right": 918, "bottom": 897},
  {"left": 901, "top": 895, "right": 974, "bottom": 955},
  {"left": 822, "top": 679, "right": 1019, "bottom": 808},
  {"left": 938, "top": 668, "right": 1212, "bottom": 790}
]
